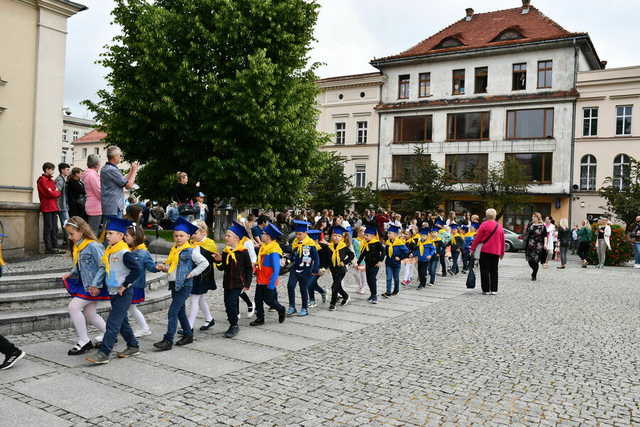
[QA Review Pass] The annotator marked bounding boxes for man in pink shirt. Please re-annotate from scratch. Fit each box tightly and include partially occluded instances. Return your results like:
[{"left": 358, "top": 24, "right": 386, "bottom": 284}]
[
  {"left": 469, "top": 208, "right": 505, "bottom": 295},
  {"left": 81, "top": 154, "right": 102, "bottom": 235}
]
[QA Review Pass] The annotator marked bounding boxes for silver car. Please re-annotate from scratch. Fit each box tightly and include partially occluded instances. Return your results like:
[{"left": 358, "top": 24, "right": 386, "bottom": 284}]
[{"left": 504, "top": 228, "right": 525, "bottom": 252}]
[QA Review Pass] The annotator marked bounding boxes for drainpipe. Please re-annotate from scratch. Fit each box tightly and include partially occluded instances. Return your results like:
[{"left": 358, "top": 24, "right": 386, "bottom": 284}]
[
  {"left": 375, "top": 79, "right": 382, "bottom": 192},
  {"left": 569, "top": 37, "right": 578, "bottom": 225}
]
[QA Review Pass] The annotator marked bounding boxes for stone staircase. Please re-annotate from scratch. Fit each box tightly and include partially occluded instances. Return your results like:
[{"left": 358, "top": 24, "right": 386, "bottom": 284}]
[{"left": 0, "top": 270, "right": 172, "bottom": 335}]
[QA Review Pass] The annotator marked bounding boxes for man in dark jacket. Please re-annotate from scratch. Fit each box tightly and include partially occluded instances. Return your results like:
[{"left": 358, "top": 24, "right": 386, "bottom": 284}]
[{"left": 37, "top": 162, "right": 62, "bottom": 254}]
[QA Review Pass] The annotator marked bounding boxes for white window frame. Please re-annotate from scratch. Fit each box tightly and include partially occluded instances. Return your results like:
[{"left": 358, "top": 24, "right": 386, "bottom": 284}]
[
  {"left": 583, "top": 107, "right": 598, "bottom": 137},
  {"left": 354, "top": 164, "right": 366, "bottom": 188},
  {"left": 335, "top": 122, "right": 346, "bottom": 145},
  {"left": 356, "top": 121, "right": 368, "bottom": 144},
  {"left": 73, "top": 130, "right": 79, "bottom": 141},
  {"left": 616, "top": 105, "right": 632, "bottom": 136},
  {"left": 613, "top": 153, "right": 631, "bottom": 190},
  {"left": 579, "top": 154, "right": 597, "bottom": 191},
  {"left": 82, "top": 147, "right": 87, "bottom": 158}
]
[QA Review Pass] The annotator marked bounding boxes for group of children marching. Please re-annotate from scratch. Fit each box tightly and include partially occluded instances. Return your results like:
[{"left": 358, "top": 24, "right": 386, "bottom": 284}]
[{"left": 61, "top": 213, "right": 477, "bottom": 365}]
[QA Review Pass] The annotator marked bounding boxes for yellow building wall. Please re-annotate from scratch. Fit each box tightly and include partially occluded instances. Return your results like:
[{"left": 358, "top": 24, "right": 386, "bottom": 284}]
[{"left": 0, "top": 0, "right": 37, "bottom": 203}]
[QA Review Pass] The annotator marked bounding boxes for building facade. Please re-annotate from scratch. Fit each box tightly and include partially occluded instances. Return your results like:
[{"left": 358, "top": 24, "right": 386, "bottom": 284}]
[
  {"left": 72, "top": 130, "right": 109, "bottom": 167},
  {"left": 370, "top": 1, "right": 602, "bottom": 233},
  {"left": 316, "top": 72, "right": 383, "bottom": 189},
  {"left": 572, "top": 66, "right": 640, "bottom": 224},
  {"left": 0, "top": 0, "right": 86, "bottom": 258},
  {"left": 62, "top": 112, "right": 95, "bottom": 165}
]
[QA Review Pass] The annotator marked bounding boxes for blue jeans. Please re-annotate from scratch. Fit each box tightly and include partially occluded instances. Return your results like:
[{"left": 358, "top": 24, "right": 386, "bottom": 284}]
[
  {"left": 451, "top": 249, "right": 460, "bottom": 274},
  {"left": 164, "top": 283, "right": 192, "bottom": 342},
  {"left": 287, "top": 272, "right": 310, "bottom": 310},
  {"left": 57, "top": 210, "right": 69, "bottom": 242},
  {"left": 428, "top": 256, "right": 439, "bottom": 284},
  {"left": 100, "top": 287, "right": 138, "bottom": 355},
  {"left": 385, "top": 264, "right": 400, "bottom": 294},
  {"left": 634, "top": 242, "right": 640, "bottom": 264},
  {"left": 308, "top": 275, "right": 325, "bottom": 302}
]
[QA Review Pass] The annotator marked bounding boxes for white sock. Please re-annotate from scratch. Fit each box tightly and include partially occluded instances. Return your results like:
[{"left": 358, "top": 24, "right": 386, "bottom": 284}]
[{"left": 129, "top": 305, "right": 149, "bottom": 331}]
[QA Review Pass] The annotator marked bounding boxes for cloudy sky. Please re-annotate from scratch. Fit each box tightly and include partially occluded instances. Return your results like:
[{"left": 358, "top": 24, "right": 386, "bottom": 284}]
[{"left": 64, "top": 0, "right": 638, "bottom": 118}]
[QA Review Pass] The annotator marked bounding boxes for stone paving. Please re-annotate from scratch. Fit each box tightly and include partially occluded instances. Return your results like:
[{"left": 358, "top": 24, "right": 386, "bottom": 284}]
[{"left": 2, "top": 253, "right": 640, "bottom": 426}]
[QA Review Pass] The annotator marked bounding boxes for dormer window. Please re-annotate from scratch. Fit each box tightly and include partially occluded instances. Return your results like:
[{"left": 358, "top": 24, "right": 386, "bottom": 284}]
[
  {"left": 434, "top": 36, "right": 464, "bottom": 49},
  {"left": 492, "top": 28, "right": 525, "bottom": 42}
]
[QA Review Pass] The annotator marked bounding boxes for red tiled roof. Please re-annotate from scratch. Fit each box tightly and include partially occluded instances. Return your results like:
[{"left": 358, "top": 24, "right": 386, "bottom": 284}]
[
  {"left": 73, "top": 130, "right": 107, "bottom": 144},
  {"left": 374, "top": 89, "right": 578, "bottom": 111},
  {"left": 316, "top": 72, "right": 382, "bottom": 84},
  {"left": 373, "top": 6, "right": 584, "bottom": 63}
]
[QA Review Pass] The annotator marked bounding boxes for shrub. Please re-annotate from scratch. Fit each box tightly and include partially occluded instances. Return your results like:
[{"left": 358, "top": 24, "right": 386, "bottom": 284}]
[{"left": 586, "top": 224, "right": 633, "bottom": 266}]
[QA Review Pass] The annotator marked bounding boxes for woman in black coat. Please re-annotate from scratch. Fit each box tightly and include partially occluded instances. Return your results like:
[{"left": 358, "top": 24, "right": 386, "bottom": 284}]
[
  {"left": 524, "top": 212, "right": 548, "bottom": 281},
  {"left": 66, "top": 167, "right": 87, "bottom": 219}
]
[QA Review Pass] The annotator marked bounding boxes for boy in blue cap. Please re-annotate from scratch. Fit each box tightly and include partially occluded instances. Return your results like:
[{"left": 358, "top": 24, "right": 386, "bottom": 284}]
[
  {"left": 287, "top": 220, "right": 320, "bottom": 316},
  {"left": 450, "top": 224, "right": 463, "bottom": 275},
  {"left": 307, "top": 229, "right": 328, "bottom": 307},
  {"left": 153, "top": 217, "right": 209, "bottom": 350},
  {"left": 250, "top": 223, "right": 286, "bottom": 326},
  {"left": 86, "top": 217, "right": 143, "bottom": 364},
  {"left": 382, "top": 224, "right": 409, "bottom": 297},
  {"left": 357, "top": 226, "right": 385, "bottom": 303},
  {"left": 415, "top": 227, "right": 436, "bottom": 289},
  {"left": 327, "top": 225, "right": 354, "bottom": 311},
  {"left": 214, "top": 221, "right": 254, "bottom": 338},
  {"left": 429, "top": 228, "right": 443, "bottom": 285}
]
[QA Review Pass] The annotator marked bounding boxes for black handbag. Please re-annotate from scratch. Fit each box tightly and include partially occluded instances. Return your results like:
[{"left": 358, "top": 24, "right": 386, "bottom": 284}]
[{"left": 466, "top": 267, "right": 476, "bottom": 289}]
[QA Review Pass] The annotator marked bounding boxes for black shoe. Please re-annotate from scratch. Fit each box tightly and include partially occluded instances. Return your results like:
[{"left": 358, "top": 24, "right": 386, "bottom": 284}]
[
  {"left": 68, "top": 341, "right": 94, "bottom": 356},
  {"left": 531, "top": 274, "right": 537, "bottom": 281},
  {"left": 224, "top": 325, "right": 239, "bottom": 338},
  {"left": 381, "top": 292, "right": 390, "bottom": 299},
  {"left": 340, "top": 295, "right": 350, "bottom": 306},
  {"left": 278, "top": 309, "right": 286, "bottom": 323},
  {"left": 328, "top": 305, "right": 336, "bottom": 311},
  {"left": 0, "top": 349, "right": 26, "bottom": 370},
  {"left": 153, "top": 340, "right": 173, "bottom": 351},
  {"left": 249, "top": 319, "right": 265, "bottom": 326},
  {"left": 391, "top": 289, "right": 399, "bottom": 296},
  {"left": 175, "top": 335, "right": 194, "bottom": 346},
  {"left": 199, "top": 319, "right": 216, "bottom": 331}
]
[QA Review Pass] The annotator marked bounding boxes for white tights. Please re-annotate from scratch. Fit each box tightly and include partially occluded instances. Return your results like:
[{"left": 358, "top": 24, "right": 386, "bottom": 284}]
[
  {"left": 402, "top": 262, "right": 415, "bottom": 282},
  {"left": 128, "top": 305, "right": 150, "bottom": 331},
  {"left": 188, "top": 294, "right": 213, "bottom": 328},
  {"left": 354, "top": 268, "right": 366, "bottom": 291},
  {"left": 68, "top": 297, "right": 106, "bottom": 346}
]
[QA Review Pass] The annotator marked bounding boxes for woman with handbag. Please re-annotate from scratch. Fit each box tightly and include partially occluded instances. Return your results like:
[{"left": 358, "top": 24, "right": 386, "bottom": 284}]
[
  {"left": 524, "top": 212, "right": 548, "bottom": 281},
  {"left": 469, "top": 209, "right": 505, "bottom": 295}
]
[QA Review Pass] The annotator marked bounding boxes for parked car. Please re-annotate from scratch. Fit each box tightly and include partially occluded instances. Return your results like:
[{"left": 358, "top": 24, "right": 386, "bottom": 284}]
[{"left": 504, "top": 228, "right": 525, "bottom": 252}]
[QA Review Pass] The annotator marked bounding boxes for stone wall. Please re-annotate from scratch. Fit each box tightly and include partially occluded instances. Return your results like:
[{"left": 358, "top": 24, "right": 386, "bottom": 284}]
[{"left": 0, "top": 202, "right": 40, "bottom": 260}]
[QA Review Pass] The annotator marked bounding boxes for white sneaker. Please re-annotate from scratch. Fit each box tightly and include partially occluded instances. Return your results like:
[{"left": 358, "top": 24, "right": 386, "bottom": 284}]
[
  {"left": 634, "top": 264, "right": 640, "bottom": 269},
  {"left": 247, "top": 306, "right": 255, "bottom": 318},
  {"left": 134, "top": 328, "right": 152, "bottom": 338},
  {"left": 93, "top": 334, "right": 104, "bottom": 344},
  {"left": 490, "top": 292, "right": 496, "bottom": 295}
]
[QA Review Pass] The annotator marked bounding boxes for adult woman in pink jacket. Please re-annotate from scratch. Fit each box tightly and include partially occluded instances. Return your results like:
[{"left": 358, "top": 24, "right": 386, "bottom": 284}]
[{"left": 469, "top": 209, "right": 505, "bottom": 295}]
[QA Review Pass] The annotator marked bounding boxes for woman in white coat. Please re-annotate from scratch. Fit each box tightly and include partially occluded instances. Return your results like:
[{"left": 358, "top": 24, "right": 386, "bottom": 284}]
[
  {"left": 595, "top": 217, "right": 611, "bottom": 268},
  {"left": 543, "top": 216, "right": 556, "bottom": 268}
]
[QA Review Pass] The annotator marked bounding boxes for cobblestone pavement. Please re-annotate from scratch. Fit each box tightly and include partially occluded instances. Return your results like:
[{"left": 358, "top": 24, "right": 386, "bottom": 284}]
[{"left": 2, "top": 253, "right": 640, "bottom": 426}]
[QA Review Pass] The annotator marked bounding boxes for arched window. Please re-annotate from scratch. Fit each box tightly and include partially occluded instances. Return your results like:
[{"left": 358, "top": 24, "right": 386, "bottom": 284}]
[
  {"left": 613, "top": 154, "right": 631, "bottom": 190},
  {"left": 434, "top": 37, "right": 464, "bottom": 49},
  {"left": 580, "top": 155, "right": 597, "bottom": 191}
]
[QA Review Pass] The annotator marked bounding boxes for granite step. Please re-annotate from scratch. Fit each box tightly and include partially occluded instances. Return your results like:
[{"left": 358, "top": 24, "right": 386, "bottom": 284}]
[{"left": 0, "top": 273, "right": 65, "bottom": 293}]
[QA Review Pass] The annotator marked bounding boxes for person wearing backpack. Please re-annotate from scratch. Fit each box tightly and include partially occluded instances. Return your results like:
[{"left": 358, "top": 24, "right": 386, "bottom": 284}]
[{"left": 469, "top": 209, "right": 505, "bottom": 295}]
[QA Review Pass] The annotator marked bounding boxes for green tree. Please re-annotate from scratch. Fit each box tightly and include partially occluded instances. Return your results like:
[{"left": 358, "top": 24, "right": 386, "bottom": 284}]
[
  {"left": 84, "top": 0, "right": 323, "bottom": 208},
  {"left": 351, "top": 183, "right": 380, "bottom": 213},
  {"left": 307, "top": 152, "right": 352, "bottom": 213},
  {"left": 466, "top": 157, "right": 530, "bottom": 220},
  {"left": 599, "top": 157, "right": 640, "bottom": 227},
  {"left": 401, "top": 146, "right": 451, "bottom": 213}
]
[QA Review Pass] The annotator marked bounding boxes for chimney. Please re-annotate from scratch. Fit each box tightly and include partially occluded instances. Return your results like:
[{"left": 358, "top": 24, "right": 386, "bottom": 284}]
[
  {"left": 600, "top": 60, "right": 608, "bottom": 69},
  {"left": 465, "top": 8, "right": 474, "bottom": 21},
  {"left": 522, "top": 0, "right": 531, "bottom": 14}
]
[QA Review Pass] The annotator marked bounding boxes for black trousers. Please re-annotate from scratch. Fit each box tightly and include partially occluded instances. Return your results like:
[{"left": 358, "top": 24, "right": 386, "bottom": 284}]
[
  {"left": 365, "top": 266, "right": 378, "bottom": 298},
  {"left": 254, "top": 285, "right": 284, "bottom": 320},
  {"left": 577, "top": 241, "right": 590, "bottom": 261},
  {"left": 0, "top": 334, "right": 18, "bottom": 356},
  {"left": 528, "top": 258, "right": 540, "bottom": 278},
  {"left": 224, "top": 288, "right": 242, "bottom": 326},
  {"left": 479, "top": 252, "right": 499, "bottom": 293},
  {"left": 418, "top": 261, "right": 428, "bottom": 287},
  {"left": 440, "top": 253, "right": 447, "bottom": 276},
  {"left": 329, "top": 266, "right": 348, "bottom": 306},
  {"left": 42, "top": 212, "right": 58, "bottom": 251},
  {"left": 240, "top": 291, "right": 253, "bottom": 308}
]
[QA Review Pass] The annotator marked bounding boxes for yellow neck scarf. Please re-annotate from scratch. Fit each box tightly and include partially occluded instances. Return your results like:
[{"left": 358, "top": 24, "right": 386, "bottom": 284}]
[
  {"left": 328, "top": 240, "right": 347, "bottom": 266},
  {"left": 192, "top": 237, "right": 218, "bottom": 254},
  {"left": 166, "top": 242, "right": 193, "bottom": 273},
  {"left": 258, "top": 240, "right": 283, "bottom": 267},
  {"left": 0, "top": 244, "right": 5, "bottom": 267},
  {"left": 102, "top": 240, "right": 130, "bottom": 274},
  {"left": 292, "top": 235, "right": 319, "bottom": 256},
  {"left": 223, "top": 242, "right": 246, "bottom": 265},
  {"left": 73, "top": 239, "right": 95, "bottom": 266},
  {"left": 362, "top": 236, "right": 380, "bottom": 253},
  {"left": 134, "top": 243, "right": 148, "bottom": 251},
  {"left": 417, "top": 239, "right": 430, "bottom": 256},
  {"left": 386, "top": 237, "right": 405, "bottom": 257}
]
